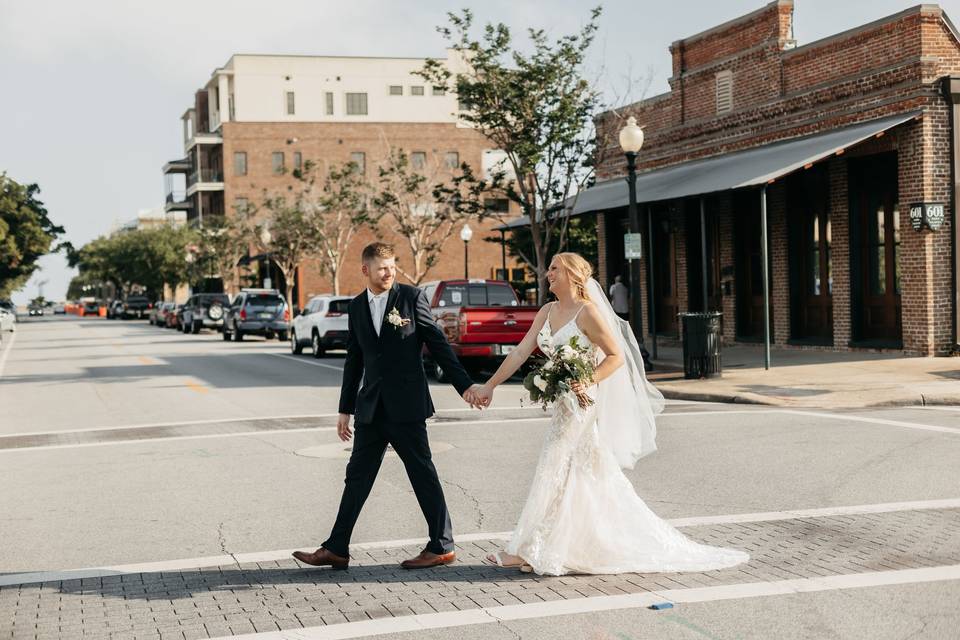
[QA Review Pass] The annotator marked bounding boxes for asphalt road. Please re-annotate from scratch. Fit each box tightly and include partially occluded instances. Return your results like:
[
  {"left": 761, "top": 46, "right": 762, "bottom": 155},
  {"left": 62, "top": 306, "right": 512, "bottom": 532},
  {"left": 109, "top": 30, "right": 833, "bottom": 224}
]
[{"left": 1, "top": 315, "right": 958, "bottom": 640}]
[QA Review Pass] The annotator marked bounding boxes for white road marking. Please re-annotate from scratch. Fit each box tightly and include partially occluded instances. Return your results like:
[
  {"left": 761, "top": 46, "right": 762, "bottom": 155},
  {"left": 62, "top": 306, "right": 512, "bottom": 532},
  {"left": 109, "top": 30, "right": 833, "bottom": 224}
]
[
  {"left": 782, "top": 409, "right": 960, "bottom": 435},
  {"left": 0, "top": 329, "right": 16, "bottom": 380},
  {"left": 207, "top": 564, "right": 960, "bottom": 639},
  {"left": 913, "top": 405, "right": 960, "bottom": 413},
  {"left": 3, "top": 496, "right": 956, "bottom": 587},
  {"left": 268, "top": 352, "right": 346, "bottom": 372},
  {"left": 0, "top": 426, "right": 337, "bottom": 454}
]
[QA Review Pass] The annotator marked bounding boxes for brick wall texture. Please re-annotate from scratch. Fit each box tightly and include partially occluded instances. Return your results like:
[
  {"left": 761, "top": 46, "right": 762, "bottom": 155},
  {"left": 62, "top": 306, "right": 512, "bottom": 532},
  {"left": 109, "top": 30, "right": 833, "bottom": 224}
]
[
  {"left": 595, "top": 1, "right": 959, "bottom": 355},
  {"left": 218, "top": 121, "right": 520, "bottom": 307}
]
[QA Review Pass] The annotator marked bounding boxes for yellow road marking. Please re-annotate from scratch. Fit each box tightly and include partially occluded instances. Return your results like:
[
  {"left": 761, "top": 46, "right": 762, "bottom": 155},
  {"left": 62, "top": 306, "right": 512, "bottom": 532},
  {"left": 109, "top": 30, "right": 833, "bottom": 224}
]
[
  {"left": 185, "top": 380, "right": 208, "bottom": 394},
  {"left": 138, "top": 356, "right": 157, "bottom": 365}
]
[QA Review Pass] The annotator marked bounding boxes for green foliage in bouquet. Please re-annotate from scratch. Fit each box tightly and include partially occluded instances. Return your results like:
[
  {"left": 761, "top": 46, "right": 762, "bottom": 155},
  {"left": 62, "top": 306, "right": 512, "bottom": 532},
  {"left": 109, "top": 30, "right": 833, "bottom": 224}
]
[{"left": 522, "top": 335, "right": 596, "bottom": 410}]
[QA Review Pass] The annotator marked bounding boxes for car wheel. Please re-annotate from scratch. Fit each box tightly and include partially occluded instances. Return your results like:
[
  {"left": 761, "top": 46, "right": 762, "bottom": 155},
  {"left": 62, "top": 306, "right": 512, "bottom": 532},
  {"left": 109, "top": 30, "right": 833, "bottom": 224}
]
[
  {"left": 311, "top": 333, "right": 325, "bottom": 359},
  {"left": 233, "top": 327, "right": 243, "bottom": 342},
  {"left": 277, "top": 330, "right": 289, "bottom": 342},
  {"left": 290, "top": 331, "right": 302, "bottom": 354}
]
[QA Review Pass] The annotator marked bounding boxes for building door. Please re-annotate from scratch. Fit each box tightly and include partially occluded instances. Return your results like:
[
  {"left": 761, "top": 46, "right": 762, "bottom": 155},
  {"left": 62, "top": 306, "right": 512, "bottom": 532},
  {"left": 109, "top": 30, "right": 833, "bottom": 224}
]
[
  {"left": 852, "top": 154, "right": 901, "bottom": 344},
  {"left": 788, "top": 167, "right": 833, "bottom": 343},
  {"left": 733, "top": 190, "right": 773, "bottom": 340},
  {"left": 651, "top": 208, "right": 678, "bottom": 335}
]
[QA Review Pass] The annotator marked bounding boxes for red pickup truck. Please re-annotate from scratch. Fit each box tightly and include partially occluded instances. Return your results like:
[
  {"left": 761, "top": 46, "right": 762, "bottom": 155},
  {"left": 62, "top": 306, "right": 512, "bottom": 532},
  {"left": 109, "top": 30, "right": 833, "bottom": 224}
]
[{"left": 419, "top": 279, "right": 540, "bottom": 380}]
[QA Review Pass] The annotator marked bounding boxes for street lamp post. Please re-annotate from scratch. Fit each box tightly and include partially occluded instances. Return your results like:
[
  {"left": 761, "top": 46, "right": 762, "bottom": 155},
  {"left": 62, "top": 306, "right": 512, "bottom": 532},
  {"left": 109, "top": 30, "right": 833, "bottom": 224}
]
[
  {"left": 618, "top": 116, "right": 647, "bottom": 353},
  {"left": 460, "top": 223, "right": 473, "bottom": 279}
]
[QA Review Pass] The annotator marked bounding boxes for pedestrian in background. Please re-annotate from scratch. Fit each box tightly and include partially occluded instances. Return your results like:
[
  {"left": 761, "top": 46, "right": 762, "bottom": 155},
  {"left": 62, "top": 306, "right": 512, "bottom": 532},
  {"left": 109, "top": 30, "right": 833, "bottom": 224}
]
[{"left": 609, "top": 275, "right": 629, "bottom": 321}]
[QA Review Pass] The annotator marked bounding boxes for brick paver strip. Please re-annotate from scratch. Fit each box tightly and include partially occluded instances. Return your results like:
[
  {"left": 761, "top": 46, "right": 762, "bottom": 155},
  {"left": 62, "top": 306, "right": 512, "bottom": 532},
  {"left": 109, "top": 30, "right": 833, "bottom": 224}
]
[{"left": 2, "top": 508, "right": 959, "bottom": 639}]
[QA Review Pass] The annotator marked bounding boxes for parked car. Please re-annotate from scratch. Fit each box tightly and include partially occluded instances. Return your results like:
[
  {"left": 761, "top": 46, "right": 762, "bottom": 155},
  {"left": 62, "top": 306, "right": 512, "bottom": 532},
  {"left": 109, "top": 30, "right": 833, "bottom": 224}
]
[
  {"left": 419, "top": 279, "right": 539, "bottom": 381},
  {"left": 153, "top": 301, "right": 176, "bottom": 326},
  {"left": 290, "top": 295, "right": 351, "bottom": 357},
  {"left": 181, "top": 293, "right": 231, "bottom": 334},
  {"left": 0, "top": 308, "right": 15, "bottom": 332},
  {"left": 222, "top": 289, "right": 290, "bottom": 342},
  {"left": 106, "top": 299, "right": 124, "bottom": 319},
  {"left": 0, "top": 299, "right": 15, "bottom": 315},
  {"left": 28, "top": 304, "right": 44, "bottom": 316},
  {"left": 52, "top": 303, "right": 66, "bottom": 315},
  {"left": 122, "top": 296, "right": 152, "bottom": 319},
  {"left": 165, "top": 304, "right": 184, "bottom": 330},
  {"left": 81, "top": 298, "right": 101, "bottom": 317}
]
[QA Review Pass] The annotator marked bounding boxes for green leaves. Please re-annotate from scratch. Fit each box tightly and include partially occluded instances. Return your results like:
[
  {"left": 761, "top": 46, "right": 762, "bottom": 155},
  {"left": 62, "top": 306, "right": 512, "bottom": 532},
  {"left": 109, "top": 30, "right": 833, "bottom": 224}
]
[{"left": 0, "top": 174, "right": 65, "bottom": 298}]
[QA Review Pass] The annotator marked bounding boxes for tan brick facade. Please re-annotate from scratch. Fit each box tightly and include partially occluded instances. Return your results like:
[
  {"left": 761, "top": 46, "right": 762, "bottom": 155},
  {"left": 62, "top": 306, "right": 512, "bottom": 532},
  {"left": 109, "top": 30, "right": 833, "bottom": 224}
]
[
  {"left": 218, "top": 121, "right": 520, "bottom": 306},
  {"left": 593, "top": 1, "right": 959, "bottom": 356}
]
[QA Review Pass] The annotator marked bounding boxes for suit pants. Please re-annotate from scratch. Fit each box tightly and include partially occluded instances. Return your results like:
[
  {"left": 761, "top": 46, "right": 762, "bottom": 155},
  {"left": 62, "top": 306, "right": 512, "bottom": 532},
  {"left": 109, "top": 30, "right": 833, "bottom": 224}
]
[{"left": 322, "top": 399, "right": 454, "bottom": 557}]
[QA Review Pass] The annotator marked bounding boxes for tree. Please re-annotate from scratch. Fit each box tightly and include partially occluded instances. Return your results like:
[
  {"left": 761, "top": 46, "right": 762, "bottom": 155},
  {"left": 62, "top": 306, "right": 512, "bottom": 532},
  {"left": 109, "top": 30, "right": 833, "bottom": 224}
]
[
  {"left": 295, "top": 160, "right": 373, "bottom": 295},
  {"left": 373, "top": 148, "right": 477, "bottom": 286},
  {"left": 419, "top": 8, "right": 606, "bottom": 303},
  {"left": 191, "top": 213, "right": 247, "bottom": 292},
  {"left": 0, "top": 174, "right": 65, "bottom": 298},
  {"left": 245, "top": 191, "right": 316, "bottom": 312}
]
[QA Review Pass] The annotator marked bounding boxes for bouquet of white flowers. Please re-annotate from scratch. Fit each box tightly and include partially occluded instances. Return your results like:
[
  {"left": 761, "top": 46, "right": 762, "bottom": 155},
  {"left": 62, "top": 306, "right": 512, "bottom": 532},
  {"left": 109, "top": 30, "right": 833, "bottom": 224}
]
[{"left": 522, "top": 335, "right": 596, "bottom": 410}]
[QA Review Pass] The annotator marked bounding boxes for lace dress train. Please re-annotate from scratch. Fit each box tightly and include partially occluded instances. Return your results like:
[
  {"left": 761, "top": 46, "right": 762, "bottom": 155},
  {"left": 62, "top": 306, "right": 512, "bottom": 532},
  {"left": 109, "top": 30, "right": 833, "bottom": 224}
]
[{"left": 505, "top": 313, "right": 750, "bottom": 576}]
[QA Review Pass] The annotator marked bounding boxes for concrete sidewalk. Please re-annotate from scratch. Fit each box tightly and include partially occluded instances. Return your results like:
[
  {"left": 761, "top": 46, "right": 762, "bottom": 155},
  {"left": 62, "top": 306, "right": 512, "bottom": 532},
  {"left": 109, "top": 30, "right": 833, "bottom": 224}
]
[{"left": 647, "top": 344, "right": 960, "bottom": 409}]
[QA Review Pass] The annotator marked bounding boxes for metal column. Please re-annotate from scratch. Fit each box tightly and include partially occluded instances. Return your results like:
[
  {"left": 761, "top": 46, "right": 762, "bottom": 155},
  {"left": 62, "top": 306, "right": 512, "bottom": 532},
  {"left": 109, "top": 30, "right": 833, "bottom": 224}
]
[
  {"left": 647, "top": 204, "right": 657, "bottom": 360},
  {"left": 760, "top": 185, "right": 771, "bottom": 369},
  {"left": 626, "top": 152, "right": 644, "bottom": 348},
  {"left": 700, "top": 197, "right": 709, "bottom": 310}
]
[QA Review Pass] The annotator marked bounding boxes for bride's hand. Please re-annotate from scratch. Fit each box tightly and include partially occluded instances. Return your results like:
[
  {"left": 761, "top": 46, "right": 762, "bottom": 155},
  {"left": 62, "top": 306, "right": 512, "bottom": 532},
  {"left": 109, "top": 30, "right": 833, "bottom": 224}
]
[
  {"left": 475, "top": 383, "right": 494, "bottom": 408},
  {"left": 570, "top": 378, "right": 595, "bottom": 394}
]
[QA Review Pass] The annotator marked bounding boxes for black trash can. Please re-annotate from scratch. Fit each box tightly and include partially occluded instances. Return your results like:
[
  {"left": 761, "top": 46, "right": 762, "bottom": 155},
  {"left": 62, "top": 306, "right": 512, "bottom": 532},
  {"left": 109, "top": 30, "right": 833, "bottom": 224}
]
[{"left": 678, "top": 312, "right": 723, "bottom": 379}]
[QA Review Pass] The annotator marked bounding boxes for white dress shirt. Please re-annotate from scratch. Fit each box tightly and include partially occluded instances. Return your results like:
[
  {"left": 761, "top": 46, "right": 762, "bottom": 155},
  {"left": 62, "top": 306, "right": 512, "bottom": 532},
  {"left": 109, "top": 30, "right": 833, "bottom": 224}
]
[{"left": 367, "top": 288, "right": 389, "bottom": 336}]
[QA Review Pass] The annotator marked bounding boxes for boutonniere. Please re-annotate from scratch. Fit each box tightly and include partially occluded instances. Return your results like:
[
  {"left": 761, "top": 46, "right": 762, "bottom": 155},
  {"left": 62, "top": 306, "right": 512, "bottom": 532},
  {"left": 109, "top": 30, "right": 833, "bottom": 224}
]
[{"left": 386, "top": 306, "right": 411, "bottom": 330}]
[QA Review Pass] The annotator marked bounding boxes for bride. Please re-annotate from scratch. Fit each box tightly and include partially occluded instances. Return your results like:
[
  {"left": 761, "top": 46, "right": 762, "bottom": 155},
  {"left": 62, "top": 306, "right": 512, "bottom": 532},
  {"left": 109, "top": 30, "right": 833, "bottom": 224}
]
[{"left": 472, "top": 252, "right": 750, "bottom": 576}]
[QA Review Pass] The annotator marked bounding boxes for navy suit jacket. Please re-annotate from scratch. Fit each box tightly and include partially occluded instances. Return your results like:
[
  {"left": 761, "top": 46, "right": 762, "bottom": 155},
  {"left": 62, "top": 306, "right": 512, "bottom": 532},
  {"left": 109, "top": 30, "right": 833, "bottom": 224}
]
[{"left": 338, "top": 283, "right": 473, "bottom": 424}]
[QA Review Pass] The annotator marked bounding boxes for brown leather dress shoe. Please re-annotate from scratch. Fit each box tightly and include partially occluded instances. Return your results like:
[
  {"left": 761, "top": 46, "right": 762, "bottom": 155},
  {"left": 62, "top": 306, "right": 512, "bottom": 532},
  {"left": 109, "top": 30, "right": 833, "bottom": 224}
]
[
  {"left": 400, "top": 549, "right": 456, "bottom": 570},
  {"left": 291, "top": 547, "right": 349, "bottom": 570}
]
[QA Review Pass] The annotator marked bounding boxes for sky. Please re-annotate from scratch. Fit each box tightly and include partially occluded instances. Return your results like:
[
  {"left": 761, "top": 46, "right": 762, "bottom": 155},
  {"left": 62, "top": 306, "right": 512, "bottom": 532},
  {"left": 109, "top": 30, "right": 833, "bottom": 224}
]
[{"left": 3, "top": 0, "right": 957, "bottom": 303}]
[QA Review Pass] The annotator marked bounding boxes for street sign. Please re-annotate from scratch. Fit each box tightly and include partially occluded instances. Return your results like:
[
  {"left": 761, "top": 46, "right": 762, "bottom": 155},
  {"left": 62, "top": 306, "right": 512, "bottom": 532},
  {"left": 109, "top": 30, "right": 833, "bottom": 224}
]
[{"left": 624, "top": 232, "right": 643, "bottom": 259}]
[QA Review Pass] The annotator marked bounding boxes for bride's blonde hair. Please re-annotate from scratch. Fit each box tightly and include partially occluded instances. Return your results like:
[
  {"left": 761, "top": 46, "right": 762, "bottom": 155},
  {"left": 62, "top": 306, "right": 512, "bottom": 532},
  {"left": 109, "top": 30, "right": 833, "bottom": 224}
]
[{"left": 551, "top": 252, "right": 594, "bottom": 303}]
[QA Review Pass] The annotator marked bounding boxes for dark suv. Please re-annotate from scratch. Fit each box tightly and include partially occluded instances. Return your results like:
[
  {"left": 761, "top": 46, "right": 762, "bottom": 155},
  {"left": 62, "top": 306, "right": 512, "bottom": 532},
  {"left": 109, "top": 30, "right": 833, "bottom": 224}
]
[
  {"left": 122, "top": 296, "right": 152, "bottom": 319},
  {"left": 181, "top": 293, "right": 231, "bottom": 334},
  {"left": 222, "top": 290, "right": 290, "bottom": 342}
]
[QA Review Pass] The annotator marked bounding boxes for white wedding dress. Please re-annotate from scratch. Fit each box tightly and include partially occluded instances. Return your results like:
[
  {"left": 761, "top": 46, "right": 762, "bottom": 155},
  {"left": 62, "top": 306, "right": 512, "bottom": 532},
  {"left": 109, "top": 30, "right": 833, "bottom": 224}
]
[{"left": 504, "top": 304, "right": 750, "bottom": 576}]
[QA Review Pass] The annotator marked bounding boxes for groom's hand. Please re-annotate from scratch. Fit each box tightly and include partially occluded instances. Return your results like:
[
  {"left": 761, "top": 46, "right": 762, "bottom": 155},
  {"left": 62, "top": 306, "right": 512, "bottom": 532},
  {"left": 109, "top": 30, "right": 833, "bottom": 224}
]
[
  {"left": 337, "top": 413, "right": 353, "bottom": 442},
  {"left": 462, "top": 384, "right": 484, "bottom": 410}
]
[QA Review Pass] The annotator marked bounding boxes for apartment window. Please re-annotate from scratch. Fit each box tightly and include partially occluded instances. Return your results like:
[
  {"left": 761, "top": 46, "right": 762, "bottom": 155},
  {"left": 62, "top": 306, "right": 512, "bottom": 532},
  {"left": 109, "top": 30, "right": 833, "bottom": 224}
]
[
  {"left": 234, "top": 197, "right": 249, "bottom": 215},
  {"left": 346, "top": 92, "right": 368, "bottom": 115},
  {"left": 484, "top": 198, "right": 510, "bottom": 213},
  {"left": 444, "top": 151, "right": 460, "bottom": 169},
  {"left": 350, "top": 151, "right": 366, "bottom": 174},
  {"left": 388, "top": 85, "right": 403, "bottom": 96},
  {"left": 272, "top": 152, "right": 285, "bottom": 175},
  {"left": 411, "top": 151, "right": 426, "bottom": 170},
  {"left": 293, "top": 152, "right": 302, "bottom": 172},
  {"left": 325, "top": 91, "right": 334, "bottom": 115},
  {"left": 716, "top": 70, "right": 733, "bottom": 114},
  {"left": 410, "top": 85, "right": 424, "bottom": 96},
  {"left": 432, "top": 86, "right": 446, "bottom": 96},
  {"left": 228, "top": 94, "right": 235, "bottom": 120},
  {"left": 286, "top": 91, "right": 295, "bottom": 115},
  {"left": 233, "top": 152, "right": 247, "bottom": 177}
]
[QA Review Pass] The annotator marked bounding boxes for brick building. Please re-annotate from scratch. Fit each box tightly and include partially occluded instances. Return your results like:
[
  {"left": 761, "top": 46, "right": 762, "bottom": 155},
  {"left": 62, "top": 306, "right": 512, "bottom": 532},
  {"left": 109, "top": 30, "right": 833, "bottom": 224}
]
[
  {"left": 163, "top": 52, "right": 521, "bottom": 307},
  {"left": 578, "top": 1, "right": 960, "bottom": 357}
]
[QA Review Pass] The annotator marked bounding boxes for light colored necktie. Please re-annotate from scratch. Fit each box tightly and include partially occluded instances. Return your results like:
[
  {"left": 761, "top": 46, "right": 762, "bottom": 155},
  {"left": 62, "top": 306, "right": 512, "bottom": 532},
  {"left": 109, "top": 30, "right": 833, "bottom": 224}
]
[{"left": 373, "top": 295, "right": 382, "bottom": 336}]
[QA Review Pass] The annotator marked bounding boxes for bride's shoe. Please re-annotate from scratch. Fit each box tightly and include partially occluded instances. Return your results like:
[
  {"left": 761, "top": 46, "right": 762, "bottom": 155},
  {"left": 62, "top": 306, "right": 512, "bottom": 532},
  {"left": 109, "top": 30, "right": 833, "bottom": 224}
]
[{"left": 484, "top": 552, "right": 526, "bottom": 568}]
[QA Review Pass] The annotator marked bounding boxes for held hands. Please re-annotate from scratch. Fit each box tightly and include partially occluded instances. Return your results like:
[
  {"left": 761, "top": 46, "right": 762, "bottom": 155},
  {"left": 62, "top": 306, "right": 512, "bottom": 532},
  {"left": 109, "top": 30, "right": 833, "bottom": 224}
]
[
  {"left": 337, "top": 413, "right": 353, "bottom": 442},
  {"left": 463, "top": 383, "right": 493, "bottom": 410}
]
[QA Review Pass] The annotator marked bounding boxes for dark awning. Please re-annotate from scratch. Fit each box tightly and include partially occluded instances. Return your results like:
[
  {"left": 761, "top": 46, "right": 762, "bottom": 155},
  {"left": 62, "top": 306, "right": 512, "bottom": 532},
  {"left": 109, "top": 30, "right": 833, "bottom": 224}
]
[{"left": 571, "top": 111, "right": 921, "bottom": 215}]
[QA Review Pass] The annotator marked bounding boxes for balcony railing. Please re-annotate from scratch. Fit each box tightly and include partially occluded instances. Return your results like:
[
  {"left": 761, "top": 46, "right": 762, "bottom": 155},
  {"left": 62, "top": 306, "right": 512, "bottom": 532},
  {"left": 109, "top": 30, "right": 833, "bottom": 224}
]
[
  {"left": 187, "top": 169, "right": 224, "bottom": 188},
  {"left": 165, "top": 190, "right": 188, "bottom": 204}
]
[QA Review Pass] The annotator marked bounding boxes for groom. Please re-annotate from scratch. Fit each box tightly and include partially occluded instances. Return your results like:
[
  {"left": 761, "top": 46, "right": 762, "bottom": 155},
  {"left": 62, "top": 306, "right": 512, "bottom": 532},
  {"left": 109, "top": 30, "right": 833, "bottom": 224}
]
[{"left": 293, "top": 242, "right": 485, "bottom": 571}]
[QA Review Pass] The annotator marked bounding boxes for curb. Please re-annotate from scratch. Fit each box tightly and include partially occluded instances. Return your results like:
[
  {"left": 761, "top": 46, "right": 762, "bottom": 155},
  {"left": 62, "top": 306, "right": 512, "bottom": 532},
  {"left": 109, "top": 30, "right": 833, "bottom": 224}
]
[{"left": 654, "top": 384, "right": 960, "bottom": 409}]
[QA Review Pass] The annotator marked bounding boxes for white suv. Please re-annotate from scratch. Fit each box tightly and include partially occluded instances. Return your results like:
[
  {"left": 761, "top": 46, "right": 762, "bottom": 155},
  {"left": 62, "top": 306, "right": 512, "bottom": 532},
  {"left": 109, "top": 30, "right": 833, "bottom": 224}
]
[{"left": 290, "top": 295, "right": 351, "bottom": 358}]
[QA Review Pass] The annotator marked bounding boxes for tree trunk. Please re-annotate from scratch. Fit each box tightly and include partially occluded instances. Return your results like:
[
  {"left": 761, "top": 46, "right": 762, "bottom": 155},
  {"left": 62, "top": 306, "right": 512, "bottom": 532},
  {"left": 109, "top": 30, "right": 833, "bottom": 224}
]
[{"left": 332, "top": 268, "right": 340, "bottom": 295}]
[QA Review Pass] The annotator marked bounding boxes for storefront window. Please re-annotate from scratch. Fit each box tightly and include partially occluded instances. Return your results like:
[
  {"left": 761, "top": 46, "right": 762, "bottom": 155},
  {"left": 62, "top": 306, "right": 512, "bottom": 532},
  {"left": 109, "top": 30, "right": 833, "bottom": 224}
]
[
  {"left": 870, "top": 206, "right": 886, "bottom": 295},
  {"left": 893, "top": 208, "right": 901, "bottom": 294}
]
